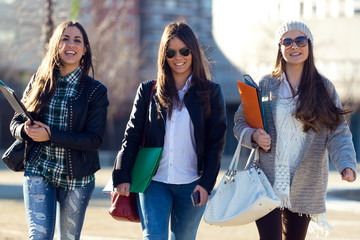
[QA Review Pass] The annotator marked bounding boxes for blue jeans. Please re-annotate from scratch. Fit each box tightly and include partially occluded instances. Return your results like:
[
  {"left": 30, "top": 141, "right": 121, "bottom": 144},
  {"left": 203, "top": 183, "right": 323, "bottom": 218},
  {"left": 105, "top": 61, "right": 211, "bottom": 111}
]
[
  {"left": 138, "top": 180, "right": 206, "bottom": 240},
  {"left": 23, "top": 173, "right": 94, "bottom": 240}
]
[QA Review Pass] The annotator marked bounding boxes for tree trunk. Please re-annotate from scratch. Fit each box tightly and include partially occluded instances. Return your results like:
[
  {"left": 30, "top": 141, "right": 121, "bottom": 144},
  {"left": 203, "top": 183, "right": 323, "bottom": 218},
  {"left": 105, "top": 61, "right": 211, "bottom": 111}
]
[{"left": 45, "top": 0, "right": 54, "bottom": 46}]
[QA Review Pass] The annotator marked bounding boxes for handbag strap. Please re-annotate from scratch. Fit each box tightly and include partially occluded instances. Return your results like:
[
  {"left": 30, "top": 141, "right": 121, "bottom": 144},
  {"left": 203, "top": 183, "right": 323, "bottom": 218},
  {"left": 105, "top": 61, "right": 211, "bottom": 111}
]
[
  {"left": 227, "top": 128, "right": 260, "bottom": 179},
  {"left": 228, "top": 127, "right": 249, "bottom": 171},
  {"left": 140, "top": 81, "right": 156, "bottom": 147}
]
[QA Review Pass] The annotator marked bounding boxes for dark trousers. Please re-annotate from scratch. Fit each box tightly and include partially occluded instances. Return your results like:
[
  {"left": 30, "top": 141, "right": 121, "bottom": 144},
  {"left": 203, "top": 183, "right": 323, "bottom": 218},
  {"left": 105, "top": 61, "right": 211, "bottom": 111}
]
[{"left": 255, "top": 208, "right": 311, "bottom": 240}]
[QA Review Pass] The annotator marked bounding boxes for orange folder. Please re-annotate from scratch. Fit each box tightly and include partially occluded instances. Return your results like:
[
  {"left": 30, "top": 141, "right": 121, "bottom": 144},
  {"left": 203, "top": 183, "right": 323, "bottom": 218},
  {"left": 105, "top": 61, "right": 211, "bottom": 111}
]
[{"left": 237, "top": 75, "right": 266, "bottom": 131}]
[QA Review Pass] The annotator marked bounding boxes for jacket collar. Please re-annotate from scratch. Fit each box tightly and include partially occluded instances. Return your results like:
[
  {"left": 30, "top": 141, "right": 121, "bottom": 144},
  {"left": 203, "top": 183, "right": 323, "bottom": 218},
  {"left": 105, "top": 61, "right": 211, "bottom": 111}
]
[{"left": 184, "top": 84, "right": 203, "bottom": 137}]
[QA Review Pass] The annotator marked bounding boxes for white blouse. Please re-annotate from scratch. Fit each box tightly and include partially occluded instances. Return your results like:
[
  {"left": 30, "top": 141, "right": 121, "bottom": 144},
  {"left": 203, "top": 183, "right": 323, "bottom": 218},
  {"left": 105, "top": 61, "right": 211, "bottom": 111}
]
[{"left": 152, "top": 76, "right": 199, "bottom": 184}]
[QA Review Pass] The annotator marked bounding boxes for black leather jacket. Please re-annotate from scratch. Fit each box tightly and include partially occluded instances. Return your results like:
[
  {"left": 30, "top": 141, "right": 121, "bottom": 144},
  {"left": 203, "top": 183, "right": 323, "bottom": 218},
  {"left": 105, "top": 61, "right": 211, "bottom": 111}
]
[
  {"left": 10, "top": 75, "right": 109, "bottom": 179},
  {"left": 113, "top": 80, "right": 227, "bottom": 193}
]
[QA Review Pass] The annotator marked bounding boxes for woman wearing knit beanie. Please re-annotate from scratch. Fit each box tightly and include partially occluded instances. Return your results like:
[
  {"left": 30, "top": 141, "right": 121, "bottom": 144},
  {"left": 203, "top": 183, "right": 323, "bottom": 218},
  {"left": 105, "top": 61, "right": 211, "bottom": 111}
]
[{"left": 234, "top": 20, "right": 357, "bottom": 240}]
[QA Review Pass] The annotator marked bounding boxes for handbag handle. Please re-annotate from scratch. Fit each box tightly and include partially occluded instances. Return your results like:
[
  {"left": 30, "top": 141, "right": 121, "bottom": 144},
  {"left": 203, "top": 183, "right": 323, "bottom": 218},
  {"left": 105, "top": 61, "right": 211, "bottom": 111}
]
[
  {"left": 226, "top": 128, "right": 259, "bottom": 180},
  {"left": 228, "top": 127, "right": 249, "bottom": 171}
]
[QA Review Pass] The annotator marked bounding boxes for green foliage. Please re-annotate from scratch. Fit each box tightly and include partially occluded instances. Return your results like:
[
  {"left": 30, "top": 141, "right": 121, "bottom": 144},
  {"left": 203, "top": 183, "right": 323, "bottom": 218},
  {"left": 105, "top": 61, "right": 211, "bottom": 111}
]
[{"left": 71, "top": 0, "right": 80, "bottom": 20}]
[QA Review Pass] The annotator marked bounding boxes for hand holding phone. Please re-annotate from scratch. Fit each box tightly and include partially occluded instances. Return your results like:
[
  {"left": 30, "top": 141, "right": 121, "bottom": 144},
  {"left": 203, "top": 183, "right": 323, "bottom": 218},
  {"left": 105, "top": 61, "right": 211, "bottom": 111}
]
[{"left": 191, "top": 191, "right": 200, "bottom": 206}]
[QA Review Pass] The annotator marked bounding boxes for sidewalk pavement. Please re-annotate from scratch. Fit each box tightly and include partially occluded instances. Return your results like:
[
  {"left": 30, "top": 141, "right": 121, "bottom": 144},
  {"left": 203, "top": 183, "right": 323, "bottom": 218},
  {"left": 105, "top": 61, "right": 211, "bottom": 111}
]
[{"left": 0, "top": 162, "right": 359, "bottom": 239}]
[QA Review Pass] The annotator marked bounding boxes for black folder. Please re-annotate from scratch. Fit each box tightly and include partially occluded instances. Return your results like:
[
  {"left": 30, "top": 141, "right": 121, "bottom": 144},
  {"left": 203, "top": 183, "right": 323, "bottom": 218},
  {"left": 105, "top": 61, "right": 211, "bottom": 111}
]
[{"left": 0, "top": 79, "right": 34, "bottom": 123}]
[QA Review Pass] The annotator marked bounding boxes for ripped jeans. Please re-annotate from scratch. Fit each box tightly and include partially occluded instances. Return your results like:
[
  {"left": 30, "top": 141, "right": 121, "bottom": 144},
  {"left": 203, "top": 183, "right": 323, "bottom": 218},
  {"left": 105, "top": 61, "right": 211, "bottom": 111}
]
[{"left": 23, "top": 173, "right": 94, "bottom": 240}]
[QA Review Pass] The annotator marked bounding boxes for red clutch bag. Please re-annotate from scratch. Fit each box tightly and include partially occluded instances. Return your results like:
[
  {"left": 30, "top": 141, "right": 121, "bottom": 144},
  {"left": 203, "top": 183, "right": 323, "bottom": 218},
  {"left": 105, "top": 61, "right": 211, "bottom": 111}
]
[{"left": 108, "top": 191, "right": 140, "bottom": 222}]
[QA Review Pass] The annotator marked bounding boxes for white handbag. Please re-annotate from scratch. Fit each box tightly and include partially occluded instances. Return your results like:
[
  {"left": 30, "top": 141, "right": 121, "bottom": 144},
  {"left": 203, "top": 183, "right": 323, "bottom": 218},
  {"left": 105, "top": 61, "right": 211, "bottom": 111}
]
[{"left": 204, "top": 129, "right": 280, "bottom": 227}]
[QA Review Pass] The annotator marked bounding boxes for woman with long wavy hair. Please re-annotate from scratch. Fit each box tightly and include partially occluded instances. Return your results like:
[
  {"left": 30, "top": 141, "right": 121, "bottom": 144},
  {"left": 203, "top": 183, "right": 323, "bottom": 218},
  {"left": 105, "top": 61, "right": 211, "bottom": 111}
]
[
  {"left": 234, "top": 20, "right": 356, "bottom": 240},
  {"left": 10, "top": 21, "right": 109, "bottom": 239},
  {"left": 113, "top": 22, "right": 227, "bottom": 240}
]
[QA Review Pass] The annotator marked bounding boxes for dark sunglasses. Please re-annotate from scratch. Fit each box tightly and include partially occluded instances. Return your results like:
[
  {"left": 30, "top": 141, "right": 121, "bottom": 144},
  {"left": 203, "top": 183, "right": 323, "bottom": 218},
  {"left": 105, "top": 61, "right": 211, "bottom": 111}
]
[
  {"left": 166, "top": 47, "right": 191, "bottom": 58},
  {"left": 280, "top": 36, "right": 309, "bottom": 49}
]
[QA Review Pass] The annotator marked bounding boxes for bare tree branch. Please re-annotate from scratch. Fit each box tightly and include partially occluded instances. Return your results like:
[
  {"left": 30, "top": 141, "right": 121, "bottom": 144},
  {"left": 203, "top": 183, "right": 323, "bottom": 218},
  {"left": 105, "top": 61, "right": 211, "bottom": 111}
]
[{"left": 81, "top": 0, "right": 143, "bottom": 147}]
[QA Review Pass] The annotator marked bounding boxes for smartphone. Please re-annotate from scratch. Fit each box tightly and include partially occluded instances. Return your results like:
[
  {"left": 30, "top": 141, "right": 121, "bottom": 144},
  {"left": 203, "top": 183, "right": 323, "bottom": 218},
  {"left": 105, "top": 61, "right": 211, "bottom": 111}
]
[{"left": 191, "top": 191, "right": 200, "bottom": 206}]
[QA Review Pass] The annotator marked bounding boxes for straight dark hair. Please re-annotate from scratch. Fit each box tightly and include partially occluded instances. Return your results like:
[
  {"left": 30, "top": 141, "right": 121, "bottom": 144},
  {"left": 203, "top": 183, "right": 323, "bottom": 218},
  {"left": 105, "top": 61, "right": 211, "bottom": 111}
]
[
  {"left": 271, "top": 41, "right": 351, "bottom": 132},
  {"left": 156, "top": 22, "right": 211, "bottom": 119},
  {"left": 24, "top": 21, "right": 94, "bottom": 114}
]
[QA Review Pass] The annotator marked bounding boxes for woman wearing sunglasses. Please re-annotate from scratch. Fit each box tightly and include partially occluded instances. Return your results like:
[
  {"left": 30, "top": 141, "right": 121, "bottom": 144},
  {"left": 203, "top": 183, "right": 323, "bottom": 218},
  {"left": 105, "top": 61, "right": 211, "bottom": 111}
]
[
  {"left": 112, "top": 22, "right": 227, "bottom": 240},
  {"left": 234, "top": 20, "right": 356, "bottom": 240}
]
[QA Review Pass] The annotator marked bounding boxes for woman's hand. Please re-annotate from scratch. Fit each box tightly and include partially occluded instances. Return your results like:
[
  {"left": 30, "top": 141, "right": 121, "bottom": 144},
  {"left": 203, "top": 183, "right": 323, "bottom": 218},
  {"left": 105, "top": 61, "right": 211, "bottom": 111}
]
[
  {"left": 24, "top": 120, "right": 51, "bottom": 142},
  {"left": 342, "top": 167, "right": 356, "bottom": 182},
  {"left": 115, "top": 183, "right": 131, "bottom": 197},
  {"left": 251, "top": 129, "right": 271, "bottom": 151},
  {"left": 193, "top": 185, "right": 208, "bottom": 207}
]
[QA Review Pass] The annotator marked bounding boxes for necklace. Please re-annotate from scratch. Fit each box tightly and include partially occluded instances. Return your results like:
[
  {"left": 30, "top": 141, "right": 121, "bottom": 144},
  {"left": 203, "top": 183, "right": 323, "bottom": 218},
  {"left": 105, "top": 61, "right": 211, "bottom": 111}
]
[{"left": 289, "top": 84, "right": 298, "bottom": 97}]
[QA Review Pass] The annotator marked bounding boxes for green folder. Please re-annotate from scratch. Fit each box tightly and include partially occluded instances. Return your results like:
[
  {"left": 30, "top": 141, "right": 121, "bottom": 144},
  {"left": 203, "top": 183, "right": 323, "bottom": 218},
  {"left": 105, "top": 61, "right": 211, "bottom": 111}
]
[{"left": 130, "top": 147, "right": 163, "bottom": 193}]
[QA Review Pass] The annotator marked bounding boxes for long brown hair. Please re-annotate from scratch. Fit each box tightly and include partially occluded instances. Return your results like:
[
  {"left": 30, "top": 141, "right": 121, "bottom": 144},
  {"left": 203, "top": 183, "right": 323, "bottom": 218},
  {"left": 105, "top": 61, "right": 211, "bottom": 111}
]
[
  {"left": 156, "top": 22, "right": 211, "bottom": 119},
  {"left": 23, "top": 21, "right": 94, "bottom": 114},
  {"left": 271, "top": 41, "right": 351, "bottom": 132}
]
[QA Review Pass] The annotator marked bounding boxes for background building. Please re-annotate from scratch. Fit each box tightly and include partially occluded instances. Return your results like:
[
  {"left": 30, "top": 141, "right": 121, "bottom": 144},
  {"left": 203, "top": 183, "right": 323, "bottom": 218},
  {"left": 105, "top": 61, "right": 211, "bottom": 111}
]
[
  {"left": 0, "top": 0, "right": 359, "bottom": 160},
  {"left": 213, "top": 0, "right": 360, "bottom": 157}
]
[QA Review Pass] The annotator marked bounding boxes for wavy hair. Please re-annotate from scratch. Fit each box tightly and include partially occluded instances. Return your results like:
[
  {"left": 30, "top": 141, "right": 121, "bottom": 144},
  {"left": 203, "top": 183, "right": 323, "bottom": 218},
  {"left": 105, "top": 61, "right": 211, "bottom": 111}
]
[
  {"left": 156, "top": 22, "right": 211, "bottom": 119},
  {"left": 24, "top": 21, "right": 94, "bottom": 114},
  {"left": 271, "top": 41, "right": 351, "bottom": 132}
]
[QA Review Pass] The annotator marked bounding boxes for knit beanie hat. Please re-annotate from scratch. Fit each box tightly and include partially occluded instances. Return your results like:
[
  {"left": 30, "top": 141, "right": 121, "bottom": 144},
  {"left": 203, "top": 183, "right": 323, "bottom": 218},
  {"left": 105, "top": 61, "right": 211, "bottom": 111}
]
[{"left": 275, "top": 20, "right": 314, "bottom": 45}]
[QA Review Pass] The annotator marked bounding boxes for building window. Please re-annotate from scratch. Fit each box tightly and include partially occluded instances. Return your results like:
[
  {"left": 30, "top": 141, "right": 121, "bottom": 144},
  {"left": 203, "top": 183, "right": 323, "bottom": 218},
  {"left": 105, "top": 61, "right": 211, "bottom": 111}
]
[
  {"left": 0, "top": 0, "right": 15, "bottom": 3},
  {"left": 268, "top": 2, "right": 280, "bottom": 21},
  {"left": 316, "top": 0, "right": 326, "bottom": 18},
  {"left": 345, "top": 0, "right": 355, "bottom": 17},
  {"left": 0, "top": 29, "right": 15, "bottom": 42},
  {"left": 165, "top": 0, "right": 176, "bottom": 8},
  {"left": 354, "top": 0, "right": 360, "bottom": 14},
  {"left": 117, "top": 0, "right": 124, "bottom": 7},
  {"left": 280, "top": 1, "right": 300, "bottom": 20},
  {"left": 203, "top": 0, "right": 212, "bottom": 10},
  {"left": 330, "top": 0, "right": 340, "bottom": 17},
  {"left": 301, "top": 0, "right": 313, "bottom": 18}
]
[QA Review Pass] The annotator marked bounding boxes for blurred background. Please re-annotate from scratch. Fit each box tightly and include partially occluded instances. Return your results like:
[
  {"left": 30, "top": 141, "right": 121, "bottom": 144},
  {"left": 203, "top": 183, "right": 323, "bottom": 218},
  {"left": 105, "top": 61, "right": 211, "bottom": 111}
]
[
  {"left": 0, "top": 0, "right": 360, "bottom": 165},
  {"left": 0, "top": 1, "right": 360, "bottom": 239}
]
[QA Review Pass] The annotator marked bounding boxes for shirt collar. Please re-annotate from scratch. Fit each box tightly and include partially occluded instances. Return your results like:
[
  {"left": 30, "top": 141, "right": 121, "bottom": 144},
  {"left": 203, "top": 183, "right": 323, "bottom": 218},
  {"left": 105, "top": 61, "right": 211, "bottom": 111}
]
[
  {"left": 281, "top": 72, "right": 298, "bottom": 99},
  {"left": 178, "top": 74, "right": 192, "bottom": 95},
  {"left": 57, "top": 67, "right": 82, "bottom": 84}
]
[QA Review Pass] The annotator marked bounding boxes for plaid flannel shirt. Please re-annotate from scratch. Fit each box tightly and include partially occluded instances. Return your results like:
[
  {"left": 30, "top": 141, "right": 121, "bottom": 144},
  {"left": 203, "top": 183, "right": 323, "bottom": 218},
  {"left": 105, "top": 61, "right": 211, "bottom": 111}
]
[{"left": 26, "top": 67, "right": 94, "bottom": 190}]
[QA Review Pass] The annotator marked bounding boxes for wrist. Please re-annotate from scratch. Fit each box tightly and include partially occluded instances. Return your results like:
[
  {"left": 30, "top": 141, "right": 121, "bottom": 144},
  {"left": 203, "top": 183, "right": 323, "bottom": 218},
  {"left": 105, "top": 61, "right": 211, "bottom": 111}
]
[
  {"left": 44, "top": 127, "right": 51, "bottom": 139},
  {"left": 251, "top": 132, "right": 256, "bottom": 143}
]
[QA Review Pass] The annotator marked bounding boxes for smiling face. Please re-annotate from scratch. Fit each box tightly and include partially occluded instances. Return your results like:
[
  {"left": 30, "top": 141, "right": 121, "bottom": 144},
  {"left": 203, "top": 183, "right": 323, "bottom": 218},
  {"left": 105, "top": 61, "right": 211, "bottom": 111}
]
[
  {"left": 58, "top": 26, "right": 86, "bottom": 75},
  {"left": 280, "top": 30, "right": 309, "bottom": 67},
  {"left": 166, "top": 37, "right": 192, "bottom": 81}
]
